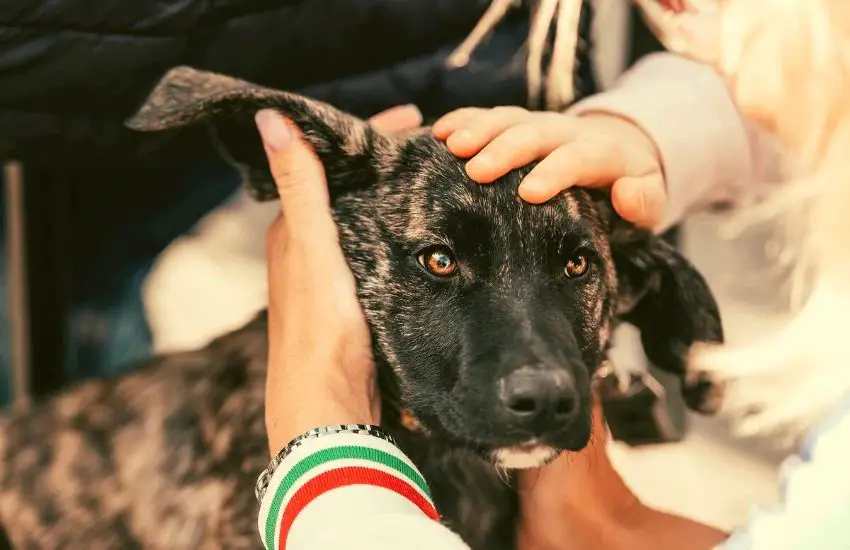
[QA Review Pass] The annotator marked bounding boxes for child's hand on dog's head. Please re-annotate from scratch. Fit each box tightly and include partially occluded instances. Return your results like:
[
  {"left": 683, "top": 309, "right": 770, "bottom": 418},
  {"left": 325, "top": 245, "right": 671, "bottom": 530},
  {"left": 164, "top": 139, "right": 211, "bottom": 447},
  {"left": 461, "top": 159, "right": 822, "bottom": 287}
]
[{"left": 432, "top": 107, "right": 667, "bottom": 229}]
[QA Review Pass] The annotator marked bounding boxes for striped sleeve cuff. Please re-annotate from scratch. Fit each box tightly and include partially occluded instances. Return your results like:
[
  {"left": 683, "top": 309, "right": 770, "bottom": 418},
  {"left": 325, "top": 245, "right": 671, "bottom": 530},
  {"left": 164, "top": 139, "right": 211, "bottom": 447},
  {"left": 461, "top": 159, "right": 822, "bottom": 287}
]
[{"left": 258, "top": 431, "right": 439, "bottom": 550}]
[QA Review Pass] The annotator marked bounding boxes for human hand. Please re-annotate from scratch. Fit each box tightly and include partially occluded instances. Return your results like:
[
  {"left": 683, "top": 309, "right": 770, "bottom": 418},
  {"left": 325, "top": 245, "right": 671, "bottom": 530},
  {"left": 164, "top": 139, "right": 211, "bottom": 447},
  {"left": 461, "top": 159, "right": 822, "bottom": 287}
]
[
  {"left": 432, "top": 107, "right": 666, "bottom": 229},
  {"left": 516, "top": 396, "right": 727, "bottom": 550},
  {"left": 516, "top": 399, "right": 644, "bottom": 550},
  {"left": 257, "top": 104, "right": 422, "bottom": 454}
]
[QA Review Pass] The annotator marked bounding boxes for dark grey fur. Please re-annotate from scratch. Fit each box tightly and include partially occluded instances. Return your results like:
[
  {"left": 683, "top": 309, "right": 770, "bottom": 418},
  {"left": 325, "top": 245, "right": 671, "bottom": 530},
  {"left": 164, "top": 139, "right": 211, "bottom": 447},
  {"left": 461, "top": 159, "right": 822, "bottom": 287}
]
[{"left": 0, "top": 67, "right": 724, "bottom": 550}]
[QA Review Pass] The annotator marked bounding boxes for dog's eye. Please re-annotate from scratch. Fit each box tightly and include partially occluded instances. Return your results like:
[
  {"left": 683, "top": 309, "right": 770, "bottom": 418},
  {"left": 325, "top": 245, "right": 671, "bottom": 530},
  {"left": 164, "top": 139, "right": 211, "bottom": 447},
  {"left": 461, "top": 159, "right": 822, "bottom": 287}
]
[
  {"left": 564, "top": 251, "right": 590, "bottom": 279},
  {"left": 417, "top": 246, "right": 458, "bottom": 277}
]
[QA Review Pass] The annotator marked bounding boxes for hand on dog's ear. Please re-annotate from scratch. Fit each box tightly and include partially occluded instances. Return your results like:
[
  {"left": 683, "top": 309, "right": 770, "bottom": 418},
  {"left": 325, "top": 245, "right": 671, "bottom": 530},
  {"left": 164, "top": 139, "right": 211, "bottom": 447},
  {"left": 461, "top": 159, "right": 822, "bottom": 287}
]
[
  {"left": 127, "top": 66, "right": 405, "bottom": 201},
  {"left": 609, "top": 217, "right": 725, "bottom": 415}
]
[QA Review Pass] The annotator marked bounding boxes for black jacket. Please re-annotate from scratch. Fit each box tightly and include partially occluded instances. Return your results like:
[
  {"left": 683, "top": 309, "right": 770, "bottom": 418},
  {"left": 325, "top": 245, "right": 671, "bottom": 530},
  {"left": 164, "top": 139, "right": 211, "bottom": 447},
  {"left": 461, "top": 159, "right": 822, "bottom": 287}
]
[
  {"left": 0, "top": 0, "right": 541, "bottom": 162},
  {"left": 0, "top": 0, "right": 595, "bottom": 298}
]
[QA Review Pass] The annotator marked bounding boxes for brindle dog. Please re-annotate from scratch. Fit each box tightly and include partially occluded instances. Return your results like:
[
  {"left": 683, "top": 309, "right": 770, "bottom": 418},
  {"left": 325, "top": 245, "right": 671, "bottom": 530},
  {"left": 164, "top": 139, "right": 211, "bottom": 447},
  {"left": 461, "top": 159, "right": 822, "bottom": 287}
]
[{"left": 0, "top": 68, "right": 724, "bottom": 550}]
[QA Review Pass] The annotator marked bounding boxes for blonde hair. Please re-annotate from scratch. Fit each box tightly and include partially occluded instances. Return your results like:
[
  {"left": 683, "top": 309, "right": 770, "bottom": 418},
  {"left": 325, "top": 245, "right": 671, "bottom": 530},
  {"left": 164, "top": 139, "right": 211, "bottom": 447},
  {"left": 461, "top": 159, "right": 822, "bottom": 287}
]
[{"left": 723, "top": 0, "right": 850, "bottom": 277}]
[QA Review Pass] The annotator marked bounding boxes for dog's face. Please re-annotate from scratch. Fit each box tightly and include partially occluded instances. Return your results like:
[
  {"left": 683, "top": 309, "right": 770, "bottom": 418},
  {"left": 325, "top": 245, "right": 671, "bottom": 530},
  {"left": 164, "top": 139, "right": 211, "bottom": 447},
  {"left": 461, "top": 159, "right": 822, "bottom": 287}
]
[
  {"left": 129, "top": 67, "right": 724, "bottom": 468},
  {"left": 342, "top": 148, "right": 615, "bottom": 462}
]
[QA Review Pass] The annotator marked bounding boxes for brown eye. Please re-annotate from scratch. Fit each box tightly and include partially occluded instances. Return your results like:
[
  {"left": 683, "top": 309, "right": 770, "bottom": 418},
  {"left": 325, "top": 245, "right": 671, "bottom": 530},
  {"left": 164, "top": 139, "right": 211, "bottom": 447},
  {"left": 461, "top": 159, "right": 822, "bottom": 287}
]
[
  {"left": 565, "top": 252, "right": 589, "bottom": 279},
  {"left": 417, "top": 246, "right": 458, "bottom": 277}
]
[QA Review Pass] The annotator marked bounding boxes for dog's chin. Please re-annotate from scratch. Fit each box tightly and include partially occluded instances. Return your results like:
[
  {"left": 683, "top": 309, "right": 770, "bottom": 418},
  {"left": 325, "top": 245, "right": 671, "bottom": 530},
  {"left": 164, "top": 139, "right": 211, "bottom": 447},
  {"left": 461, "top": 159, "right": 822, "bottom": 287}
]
[{"left": 490, "top": 443, "right": 560, "bottom": 470}]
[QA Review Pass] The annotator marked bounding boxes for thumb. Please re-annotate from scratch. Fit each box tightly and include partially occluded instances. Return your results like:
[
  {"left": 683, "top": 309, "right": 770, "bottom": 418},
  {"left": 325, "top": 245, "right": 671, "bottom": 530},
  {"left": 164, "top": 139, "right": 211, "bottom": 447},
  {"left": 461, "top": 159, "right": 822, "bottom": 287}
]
[
  {"left": 255, "top": 109, "right": 334, "bottom": 234},
  {"left": 610, "top": 175, "right": 668, "bottom": 230}
]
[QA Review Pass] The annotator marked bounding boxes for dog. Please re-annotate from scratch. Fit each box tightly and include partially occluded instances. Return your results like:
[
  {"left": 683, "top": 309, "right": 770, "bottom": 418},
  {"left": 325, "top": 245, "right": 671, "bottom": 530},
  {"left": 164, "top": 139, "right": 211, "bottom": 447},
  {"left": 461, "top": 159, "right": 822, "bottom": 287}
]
[{"left": 0, "top": 67, "right": 724, "bottom": 550}]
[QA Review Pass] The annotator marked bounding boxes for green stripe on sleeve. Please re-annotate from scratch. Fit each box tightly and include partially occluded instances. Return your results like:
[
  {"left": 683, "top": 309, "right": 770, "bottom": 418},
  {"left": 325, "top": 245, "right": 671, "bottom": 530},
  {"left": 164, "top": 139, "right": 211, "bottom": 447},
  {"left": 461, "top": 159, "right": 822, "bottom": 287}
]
[{"left": 263, "top": 444, "right": 433, "bottom": 547}]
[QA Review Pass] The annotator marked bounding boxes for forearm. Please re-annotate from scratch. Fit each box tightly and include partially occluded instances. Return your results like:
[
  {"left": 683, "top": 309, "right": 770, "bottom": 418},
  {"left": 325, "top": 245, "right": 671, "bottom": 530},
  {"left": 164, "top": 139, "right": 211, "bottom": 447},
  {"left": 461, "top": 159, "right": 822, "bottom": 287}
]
[
  {"left": 622, "top": 507, "right": 729, "bottom": 550},
  {"left": 555, "top": 468, "right": 728, "bottom": 550}
]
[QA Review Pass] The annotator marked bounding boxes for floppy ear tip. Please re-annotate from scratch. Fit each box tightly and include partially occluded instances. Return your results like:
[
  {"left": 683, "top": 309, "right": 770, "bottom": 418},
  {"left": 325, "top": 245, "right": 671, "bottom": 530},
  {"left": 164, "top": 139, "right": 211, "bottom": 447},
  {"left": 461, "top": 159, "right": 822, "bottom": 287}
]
[
  {"left": 125, "top": 107, "right": 174, "bottom": 132},
  {"left": 125, "top": 66, "right": 233, "bottom": 131}
]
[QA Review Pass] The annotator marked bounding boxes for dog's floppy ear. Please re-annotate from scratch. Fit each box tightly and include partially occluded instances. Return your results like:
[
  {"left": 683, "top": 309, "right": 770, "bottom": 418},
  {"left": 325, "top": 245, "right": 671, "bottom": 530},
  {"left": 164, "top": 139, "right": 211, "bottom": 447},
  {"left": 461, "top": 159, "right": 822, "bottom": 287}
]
[
  {"left": 610, "top": 219, "right": 724, "bottom": 415},
  {"left": 127, "top": 66, "right": 392, "bottom": 201}
]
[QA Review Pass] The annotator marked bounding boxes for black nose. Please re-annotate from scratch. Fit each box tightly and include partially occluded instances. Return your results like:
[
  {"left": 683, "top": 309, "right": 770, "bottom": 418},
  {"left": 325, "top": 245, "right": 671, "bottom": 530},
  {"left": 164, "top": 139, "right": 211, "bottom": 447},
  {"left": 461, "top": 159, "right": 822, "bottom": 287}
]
[{"left": 498, "top": 368, "right": 580, "bottom": 424}]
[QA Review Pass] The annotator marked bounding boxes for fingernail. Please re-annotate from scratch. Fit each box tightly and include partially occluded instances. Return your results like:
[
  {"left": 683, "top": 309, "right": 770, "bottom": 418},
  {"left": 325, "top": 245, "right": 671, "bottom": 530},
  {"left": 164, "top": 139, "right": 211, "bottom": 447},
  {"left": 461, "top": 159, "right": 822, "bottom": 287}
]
[
  {"left": 255, "top": 109, "right": 292, "bottom": 151},
  {"left": 406, "top": 104, "right": 424, "bottom": 125},
  {"left": 519, "top": 178, "right": 558, "bottom": 203},
  {"left": 454, "top": 130, "right": 472, "bottom": 143},
  {"left": 628, "top": 190, "right": 657, "bottom": 229},
  {"left": 519, "top": 177, "right": 540, "bottom": 194},
  {"left": 466, "top": 154, "right": 489, "bottom": 173}
]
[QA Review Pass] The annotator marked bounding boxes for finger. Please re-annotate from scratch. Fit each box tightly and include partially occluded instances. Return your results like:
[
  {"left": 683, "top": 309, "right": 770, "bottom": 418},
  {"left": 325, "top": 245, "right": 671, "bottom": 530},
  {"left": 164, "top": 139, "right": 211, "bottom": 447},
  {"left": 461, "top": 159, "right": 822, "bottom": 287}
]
[
  {"left": 465, "top": 119, "right": 575, "bottom": 183},
  {"left": 445, "top": 106, "right": 533, "bottom": 157},
  {"left": 518, "top": 140, "right": 628, "bottom": 203},
  {"left": 255, "top": 109, "right": 335, "bottom": 235},
  {"left": 368, "top": 104, "right": 423, "bottom": 133},
  {"left": 611, "top": 175, "right": 667, "bottom": 229},
  {"left": 432, "top": 107, "right": 486, "bottom": 139}
]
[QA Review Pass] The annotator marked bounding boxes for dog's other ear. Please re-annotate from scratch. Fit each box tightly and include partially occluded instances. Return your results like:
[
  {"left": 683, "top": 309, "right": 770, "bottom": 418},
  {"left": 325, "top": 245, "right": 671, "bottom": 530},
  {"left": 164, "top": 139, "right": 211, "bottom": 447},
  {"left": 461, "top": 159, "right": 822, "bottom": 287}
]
[
  {"left": 610, "top": 221, "right": 724, "bottom": 415},
  {"left": 127, "top": 66, "right": 392, "bottom": 201}
]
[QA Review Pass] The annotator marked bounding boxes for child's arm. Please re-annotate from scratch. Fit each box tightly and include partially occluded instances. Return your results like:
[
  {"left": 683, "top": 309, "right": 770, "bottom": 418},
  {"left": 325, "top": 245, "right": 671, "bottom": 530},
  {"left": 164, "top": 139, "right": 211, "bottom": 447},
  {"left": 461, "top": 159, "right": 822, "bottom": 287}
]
[{"left": 569, "top": 51, "right": 782, "bottom": 232}]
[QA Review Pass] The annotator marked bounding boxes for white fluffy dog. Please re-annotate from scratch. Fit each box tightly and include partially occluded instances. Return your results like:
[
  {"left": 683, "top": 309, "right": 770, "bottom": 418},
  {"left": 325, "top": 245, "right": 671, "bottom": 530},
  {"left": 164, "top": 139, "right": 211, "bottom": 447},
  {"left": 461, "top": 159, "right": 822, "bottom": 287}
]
[{"left": 660, "top": 0, "right": 850, "bottom": 451}]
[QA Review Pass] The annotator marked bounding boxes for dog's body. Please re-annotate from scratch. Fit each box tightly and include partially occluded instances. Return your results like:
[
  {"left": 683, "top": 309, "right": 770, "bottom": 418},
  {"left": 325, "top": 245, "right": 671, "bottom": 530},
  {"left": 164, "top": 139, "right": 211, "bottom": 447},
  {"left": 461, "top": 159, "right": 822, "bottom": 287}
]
[
  {"left": 0, "top": 314, "right": 521, "bottom": 549},
  {"left": 0, "top": 68, "right": 723, "bottom": 549}
]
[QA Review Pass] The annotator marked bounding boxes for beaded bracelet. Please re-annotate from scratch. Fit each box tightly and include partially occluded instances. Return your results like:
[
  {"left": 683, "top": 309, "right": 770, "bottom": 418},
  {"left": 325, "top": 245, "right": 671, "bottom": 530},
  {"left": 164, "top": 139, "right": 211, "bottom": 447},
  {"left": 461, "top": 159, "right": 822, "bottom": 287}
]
[{"left": 255, "top": 424, "right": 396, "bottom": 504}]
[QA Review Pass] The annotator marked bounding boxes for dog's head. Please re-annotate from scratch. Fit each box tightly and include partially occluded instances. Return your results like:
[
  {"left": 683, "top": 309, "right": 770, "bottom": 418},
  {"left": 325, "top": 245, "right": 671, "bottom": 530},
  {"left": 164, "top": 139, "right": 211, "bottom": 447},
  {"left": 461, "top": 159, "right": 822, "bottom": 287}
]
[{"left": 129, "top": 67, "right": 723, "bottom": 468}]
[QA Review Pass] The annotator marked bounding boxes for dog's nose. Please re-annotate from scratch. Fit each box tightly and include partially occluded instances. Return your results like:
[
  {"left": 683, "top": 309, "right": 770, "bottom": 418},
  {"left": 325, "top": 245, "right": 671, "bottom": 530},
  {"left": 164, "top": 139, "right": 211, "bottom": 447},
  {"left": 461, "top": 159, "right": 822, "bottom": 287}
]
[{"left": 498, "top": 368, "right": 579, "bottom": 424}]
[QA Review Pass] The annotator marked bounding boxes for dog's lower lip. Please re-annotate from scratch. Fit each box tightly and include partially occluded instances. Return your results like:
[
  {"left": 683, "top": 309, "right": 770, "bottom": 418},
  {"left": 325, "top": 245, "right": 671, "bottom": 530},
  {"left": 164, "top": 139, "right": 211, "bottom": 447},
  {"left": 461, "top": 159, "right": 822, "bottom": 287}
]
[
  {"left": 511, "top": 440, "right": 544, "bottom": 452},
  {"left": 491, "top": 443, "right": 559, "bottom": 469}
]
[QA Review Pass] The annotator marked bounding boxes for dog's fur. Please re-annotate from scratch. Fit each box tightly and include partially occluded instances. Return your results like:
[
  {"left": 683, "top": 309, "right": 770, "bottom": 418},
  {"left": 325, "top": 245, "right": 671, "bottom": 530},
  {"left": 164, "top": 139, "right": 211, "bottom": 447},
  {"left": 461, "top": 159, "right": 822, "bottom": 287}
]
[{"left": 0, "top": 67, "right": 724, "bottom": 549}]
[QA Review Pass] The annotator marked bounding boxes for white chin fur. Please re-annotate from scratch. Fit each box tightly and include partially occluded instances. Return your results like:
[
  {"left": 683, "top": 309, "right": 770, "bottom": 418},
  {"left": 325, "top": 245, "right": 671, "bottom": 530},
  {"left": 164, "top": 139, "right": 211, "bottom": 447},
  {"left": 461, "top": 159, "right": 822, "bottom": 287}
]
[{"left": 492, "top": 444, "right": 559, "bottom": 469}]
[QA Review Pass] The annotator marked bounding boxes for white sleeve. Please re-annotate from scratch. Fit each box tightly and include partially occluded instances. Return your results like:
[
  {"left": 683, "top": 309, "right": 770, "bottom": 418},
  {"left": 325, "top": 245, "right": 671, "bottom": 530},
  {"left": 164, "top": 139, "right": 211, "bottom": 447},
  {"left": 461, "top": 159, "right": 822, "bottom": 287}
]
[
  {"left": 258, "top": 431, "right": 470, "bottom": 550},
  {"left": 305, "top": 513, "right": 471, "bottom": 550}
]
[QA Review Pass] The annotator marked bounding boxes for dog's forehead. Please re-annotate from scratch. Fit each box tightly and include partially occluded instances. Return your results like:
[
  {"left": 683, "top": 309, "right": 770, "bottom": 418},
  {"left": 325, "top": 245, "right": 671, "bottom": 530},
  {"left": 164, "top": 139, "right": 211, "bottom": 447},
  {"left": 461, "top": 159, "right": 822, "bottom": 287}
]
[{"left": 380, "top": 137, "right": 605, "bottom": 242}]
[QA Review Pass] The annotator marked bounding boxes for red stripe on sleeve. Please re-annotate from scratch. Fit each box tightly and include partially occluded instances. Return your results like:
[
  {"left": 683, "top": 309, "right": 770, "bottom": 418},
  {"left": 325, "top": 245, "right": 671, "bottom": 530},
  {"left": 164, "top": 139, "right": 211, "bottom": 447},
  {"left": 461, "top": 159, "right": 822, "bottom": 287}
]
[{"left": 278, "top": 466, "right": 440, "bottom": 549}]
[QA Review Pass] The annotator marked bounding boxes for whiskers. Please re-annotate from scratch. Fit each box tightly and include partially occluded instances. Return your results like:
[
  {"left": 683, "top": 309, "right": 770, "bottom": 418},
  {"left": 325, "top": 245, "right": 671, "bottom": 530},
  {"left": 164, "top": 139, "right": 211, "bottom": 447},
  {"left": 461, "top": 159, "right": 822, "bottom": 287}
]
[{"left": 494, "top": 462, "right": 512, "bottom": 487}]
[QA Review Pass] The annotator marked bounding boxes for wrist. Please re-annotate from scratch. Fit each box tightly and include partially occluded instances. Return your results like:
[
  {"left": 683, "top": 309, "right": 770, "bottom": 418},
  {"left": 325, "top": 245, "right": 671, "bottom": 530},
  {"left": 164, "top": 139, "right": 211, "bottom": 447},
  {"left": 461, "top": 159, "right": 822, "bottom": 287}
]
[
  {"left": 265, "top": 378, "right": 378, "bottom": 454},
  {"left": 266, "top": 407, "right": 377, "bottom": 455},
  {"left": 576, "top": 111, "right": 663, "bottom": 166}
]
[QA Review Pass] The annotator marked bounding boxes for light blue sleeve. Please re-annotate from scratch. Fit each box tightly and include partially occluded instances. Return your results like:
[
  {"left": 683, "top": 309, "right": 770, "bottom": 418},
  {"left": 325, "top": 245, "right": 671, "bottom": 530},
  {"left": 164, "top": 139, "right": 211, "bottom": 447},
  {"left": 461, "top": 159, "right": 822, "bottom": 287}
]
[{"left": 719, "top": 394, "right": 850, "bottom": 550}]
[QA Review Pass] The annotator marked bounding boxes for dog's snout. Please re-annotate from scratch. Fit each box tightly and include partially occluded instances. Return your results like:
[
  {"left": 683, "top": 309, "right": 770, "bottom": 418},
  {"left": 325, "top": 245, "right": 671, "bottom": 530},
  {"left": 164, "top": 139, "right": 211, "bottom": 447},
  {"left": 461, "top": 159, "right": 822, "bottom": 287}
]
[{"left": 498, "top": 367, "right": 579, "bottom": 424}]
